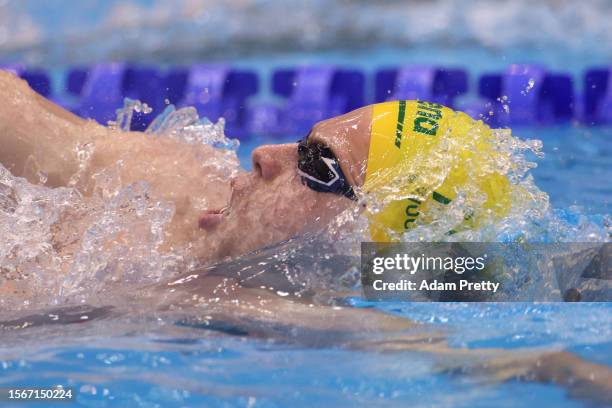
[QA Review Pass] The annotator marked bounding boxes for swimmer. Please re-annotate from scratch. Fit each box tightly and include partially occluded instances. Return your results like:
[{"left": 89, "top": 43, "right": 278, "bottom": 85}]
[
  {"left": 1, "top": 70, "right": 611, "bottom": 404},
  {"left": 0, "top": 71, "right": 509, "bottom": 266}
]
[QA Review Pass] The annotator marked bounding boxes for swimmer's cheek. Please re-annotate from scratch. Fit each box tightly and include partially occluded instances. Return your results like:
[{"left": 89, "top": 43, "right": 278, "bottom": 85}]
[{"left": 172, "top": 195, "right": 191, "bottom": 217}]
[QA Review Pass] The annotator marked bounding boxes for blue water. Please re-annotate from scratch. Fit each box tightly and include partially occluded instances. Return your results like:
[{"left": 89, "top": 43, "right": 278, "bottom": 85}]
[{"left": 2, "top": 303, "right": 611, "bottom": 407}]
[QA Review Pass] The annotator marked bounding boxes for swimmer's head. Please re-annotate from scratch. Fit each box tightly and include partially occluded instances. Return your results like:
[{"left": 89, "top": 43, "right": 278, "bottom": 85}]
[
  {"left": 359, "top": 100, "right": 513, "bottom": 241},
  {"left": 196, "top": 108, "right": 370, "bottom": 259},
  {"left": 295, "top": 100, "right": 512, "bottom": 241},
  {"left": 197, "top": 101, "right": 513, "bottom": 258}
]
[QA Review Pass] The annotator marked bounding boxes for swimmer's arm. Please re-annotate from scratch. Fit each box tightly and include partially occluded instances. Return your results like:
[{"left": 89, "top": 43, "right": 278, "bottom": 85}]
[
  {"left": 339, "top": 316, "right": 611, "bottom": 404},
  {"left": 0, "top": 70, "right": 221, "bottom": 196},
  {"left": 0, "top": 71, "right": 162, "bottom": 187},
  {"left": 426, "top": 346, "right": 612, "bottom": 405},
  {"left": 0, "top": 70, "right": 90, "bottom": 185},
  {"left": 183, "top": 279, "right": 611, "bottom": 404}
]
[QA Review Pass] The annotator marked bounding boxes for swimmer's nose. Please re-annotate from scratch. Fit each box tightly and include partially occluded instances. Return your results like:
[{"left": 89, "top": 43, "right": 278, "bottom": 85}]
[{"left": 251, "top": 143, "right": 297, "bottom": 181}]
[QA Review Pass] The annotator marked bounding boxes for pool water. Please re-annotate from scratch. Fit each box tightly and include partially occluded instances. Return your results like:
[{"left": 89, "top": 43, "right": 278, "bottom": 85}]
[{"left": 1, "top": 303, "right": 610, "bottom": 407}]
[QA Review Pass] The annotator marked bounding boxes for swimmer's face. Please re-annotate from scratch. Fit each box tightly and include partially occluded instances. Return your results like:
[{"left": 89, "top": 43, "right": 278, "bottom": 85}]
[{"left": 199, "top": 106, "right": 373, "bottom": 259}]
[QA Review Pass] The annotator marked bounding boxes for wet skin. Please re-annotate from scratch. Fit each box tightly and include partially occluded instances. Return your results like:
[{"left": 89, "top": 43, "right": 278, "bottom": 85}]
[
  {"left": 0, "top": 69, "right": 372, "bottom": 266},
  {"left": 197, "top": 106, "right": 374, "bottom": 259}
]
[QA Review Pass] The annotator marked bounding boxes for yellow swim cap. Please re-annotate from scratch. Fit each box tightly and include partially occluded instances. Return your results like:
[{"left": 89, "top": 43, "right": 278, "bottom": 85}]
[{"left": 364, "top": 100, "right": 512, "bottom": 241}]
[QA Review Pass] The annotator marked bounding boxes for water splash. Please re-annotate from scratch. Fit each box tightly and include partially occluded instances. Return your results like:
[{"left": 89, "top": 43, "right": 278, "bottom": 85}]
[
  {"left": 110, "top": 98, "right": 239, "bottom": 152},
  {"left": 4, "top": 0, "right": 612, "bottom": 65},
  {"left": 145, "top": 103, "right": 239, "bottom": 151},
  {"left": 0, "top": 99, "right": 241, "bottom": 310},
  {"left": 521, "top": 78, "right": 536, "bottom": 96},
  {"left": 497, "top": 95, "right": 511, "bottom": 114},
  {"left": 107, "top": 98, "right": 152, "bottom": 132}
]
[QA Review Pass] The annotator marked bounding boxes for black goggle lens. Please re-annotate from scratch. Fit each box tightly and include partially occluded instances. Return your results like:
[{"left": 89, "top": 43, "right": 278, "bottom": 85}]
[
  {"left": 297, "top": 137, "right": 356, "bottom": 200},
  {"left": 298, "top": 139, "right": 336, "bottom": 183}
]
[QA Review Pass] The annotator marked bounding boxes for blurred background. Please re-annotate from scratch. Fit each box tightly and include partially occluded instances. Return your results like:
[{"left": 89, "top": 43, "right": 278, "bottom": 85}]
[
  {"left": 3, "top": 0, "right": 612, "bottom": 68},
  {"left": 1, "top": 0, "right": 610, "bottom": 212}
]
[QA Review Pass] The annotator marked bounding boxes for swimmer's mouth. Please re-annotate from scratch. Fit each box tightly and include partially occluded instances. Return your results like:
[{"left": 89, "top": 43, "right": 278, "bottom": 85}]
[
  {"left": 198, "top": 179, "right": 236, "bottom": 230},
  {"left": 198, "top": 177, "right": 243, "bottom": 230},
  {"left": 198, "top": 206, "right": 230, "bottom": 230}
]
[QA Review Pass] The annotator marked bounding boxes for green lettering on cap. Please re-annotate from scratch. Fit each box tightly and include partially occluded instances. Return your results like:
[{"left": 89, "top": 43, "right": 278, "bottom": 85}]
[
  {"left": 414, "top": 117, "right": 438, "bottom": 136},
  {"left": 432, "top": 191, "right": 452, "bottom": 205},
  {"left": 395, "top": 100, "right": 406, "bottom": 148}
]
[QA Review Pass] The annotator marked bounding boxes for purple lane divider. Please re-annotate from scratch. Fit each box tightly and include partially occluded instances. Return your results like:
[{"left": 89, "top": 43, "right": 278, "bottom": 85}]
[
  {"left": 478, "top": 64, "right": 574, "bottom": 126},
  {"left": 122, "top": 65, "right": 165, "bottom": 131},
  {"left": 601, "top": 70, "right": 612, "bottom": 123},
  {"left": 167, "top": 65, "right": 258, "bottom": 139},
  {"left": 77, "top": 62, "right": 126, "bottom": 125},
  {"left": 9, "top": 62, "right": 610, "bottom": 130},
  {"left": 179, "top": 65, "right": 229, "bottom": 122},
  {"left": 375, "top": 66, "right": 468, "bottom": 108},
  {"left": 279, "top": 66, "right": 336, "bottom": 136},
  {"left": 584, "top": 68, "right": 612, "bottom": 125},
  {"left": 1, "top": 63, "right": 51, "bottom": 97},
  {"left": 504, "top": 64, "right": 546, "bottom": 125},
  {"left": 255, "top": 66, "right": 365, "bottom": 137}
]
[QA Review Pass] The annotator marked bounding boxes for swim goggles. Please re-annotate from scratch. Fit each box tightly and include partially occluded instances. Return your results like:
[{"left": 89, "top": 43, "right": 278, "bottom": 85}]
[{"left": 297, "top": 136, "right": 357, "bottom": 201}]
